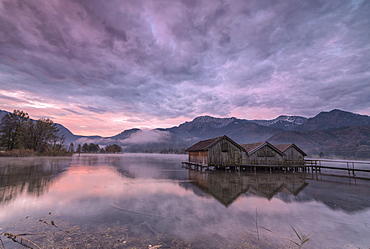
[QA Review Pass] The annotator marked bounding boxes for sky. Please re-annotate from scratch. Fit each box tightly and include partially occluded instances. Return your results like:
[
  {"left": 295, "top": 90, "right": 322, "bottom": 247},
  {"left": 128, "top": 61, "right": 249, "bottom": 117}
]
[{"left": 0, "top": 0, "right": 370, "bottom": 136}]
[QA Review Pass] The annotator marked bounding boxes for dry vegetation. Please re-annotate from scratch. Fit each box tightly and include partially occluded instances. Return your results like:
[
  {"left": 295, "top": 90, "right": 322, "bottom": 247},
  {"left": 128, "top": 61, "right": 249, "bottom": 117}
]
[{"left": 0, "top": 213, "right": 301, "bottom": 249}]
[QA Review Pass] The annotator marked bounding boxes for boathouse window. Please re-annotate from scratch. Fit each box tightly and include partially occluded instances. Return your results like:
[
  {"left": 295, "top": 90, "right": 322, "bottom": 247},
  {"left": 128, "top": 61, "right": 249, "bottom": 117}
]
[{"left": 221, "top": 141, "right": 228, "bottom": 152}]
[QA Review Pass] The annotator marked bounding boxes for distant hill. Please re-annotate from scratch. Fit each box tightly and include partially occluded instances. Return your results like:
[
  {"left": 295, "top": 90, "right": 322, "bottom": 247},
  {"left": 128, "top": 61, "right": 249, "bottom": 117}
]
[
  {"left": 110, "top": 128, "right": 141, "bottom": 140},
  {"left": 1, "top": 109, "right": 370, "bottom": 158},
  {"left": 0, "top": 110, "right": 7, "bottom": 120},
  {"left": 268, "top": 126, "right": 370, "bottom": 158},
  {"left": 161, "top": 116, "right": 245, "bottom": 138},
  {"left": 295, "top": 109, "right": 370, "bottom": 131},
  {"left": 55, "top": 124, "right": 77, "bottom": 142},
  {"left": 160, "top": 116, "right": 282, "bottom": 143},
  {"left": 250, "top": 115, "right": 307, "bottom": 131},
  {"left": 216, "top": 122, "right": 283, "bottom": 144}
]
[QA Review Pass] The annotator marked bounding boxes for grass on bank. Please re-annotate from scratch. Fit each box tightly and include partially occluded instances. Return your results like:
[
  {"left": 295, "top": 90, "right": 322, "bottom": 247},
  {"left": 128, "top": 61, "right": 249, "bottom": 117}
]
[{"left": 0, "top": 148, "right": 73, "bottom": 157}]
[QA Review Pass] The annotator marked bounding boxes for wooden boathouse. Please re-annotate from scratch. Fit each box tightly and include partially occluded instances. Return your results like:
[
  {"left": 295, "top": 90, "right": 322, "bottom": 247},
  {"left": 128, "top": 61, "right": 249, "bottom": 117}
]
[
  {"left": 240, "top": 141, "right": 285, "bottom": 165},
  {"left": 184, "top": 136, "right": 370, "bottom": 178},
  {"left": 185, "top": 135, "right": 246, "bottom": 166},
  {"left": 275, "top": 143, "right": 307, "bottom": 165},
  {"left": 184, "top": 135, "right": 307, "bottom": 168}
]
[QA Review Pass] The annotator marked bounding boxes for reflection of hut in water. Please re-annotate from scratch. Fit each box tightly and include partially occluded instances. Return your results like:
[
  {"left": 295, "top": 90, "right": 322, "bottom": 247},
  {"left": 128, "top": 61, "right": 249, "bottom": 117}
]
[
  {"left": 187, "top": 170, "right": 308, "bottom": 206},
  {"left": 240, "top": 142, "right": 285, "bottom": 165},
  {"left": 246, "top": 173, "right": 308, "bottom": 200},
  {"left": 185, "top": 135, "right": 245, "bottom": 166},
  {"left": 188, "top": 170, "right": 247, "bottom": 206}
]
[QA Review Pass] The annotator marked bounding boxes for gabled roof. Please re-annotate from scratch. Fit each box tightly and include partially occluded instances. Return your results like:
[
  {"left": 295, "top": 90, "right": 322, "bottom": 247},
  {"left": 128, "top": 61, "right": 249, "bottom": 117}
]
[
  {"left": 185, "top": 135, "right": 245, "bottom": 152},
  {"left": 240, "top": 142, "right": 265, "bottom": 154},
  {"left": 240, "top": 141, "right": 284, "bottom": 156},
  {"left": 274, "top": 143, "right": 307, "bottom": 156},
  {"left": 185, "top": 136, "right": 221, "bottom": 152},
  {"left": 274, "top": 144, "right": 291, "bottom": 152}
]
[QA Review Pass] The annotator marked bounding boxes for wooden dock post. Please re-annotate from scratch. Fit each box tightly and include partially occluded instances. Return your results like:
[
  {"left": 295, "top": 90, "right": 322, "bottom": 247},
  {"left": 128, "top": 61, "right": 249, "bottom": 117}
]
[{"left": 352, "top": 162, "right": 355, "bottom": 176}]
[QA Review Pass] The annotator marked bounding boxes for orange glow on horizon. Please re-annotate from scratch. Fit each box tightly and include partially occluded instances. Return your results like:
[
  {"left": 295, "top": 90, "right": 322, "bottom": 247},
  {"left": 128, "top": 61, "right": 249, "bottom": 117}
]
[{"left": 2, "top": 102, "right": 370, "bottom": 137}]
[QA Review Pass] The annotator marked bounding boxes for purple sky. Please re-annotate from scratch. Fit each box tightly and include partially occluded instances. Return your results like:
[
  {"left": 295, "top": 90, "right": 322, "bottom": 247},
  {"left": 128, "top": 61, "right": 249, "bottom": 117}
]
[{"left": 1, "top": 0, "right": 369, "bottom": 136}]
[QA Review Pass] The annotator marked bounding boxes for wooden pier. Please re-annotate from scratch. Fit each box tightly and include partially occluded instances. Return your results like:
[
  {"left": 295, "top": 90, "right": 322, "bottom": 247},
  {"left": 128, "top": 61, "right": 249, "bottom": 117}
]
[
  {"left": 181, "top": 159, "right": 370, "bottom": 179},
  {"left": 182, "top": 161, "right": 310, "bottom": 173}
]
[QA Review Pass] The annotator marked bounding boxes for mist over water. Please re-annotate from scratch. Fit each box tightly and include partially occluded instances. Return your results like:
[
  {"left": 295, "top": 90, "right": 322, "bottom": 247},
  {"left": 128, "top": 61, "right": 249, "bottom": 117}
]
[{"left": 1, "top": 154, "right": 370, "bottom": 248}]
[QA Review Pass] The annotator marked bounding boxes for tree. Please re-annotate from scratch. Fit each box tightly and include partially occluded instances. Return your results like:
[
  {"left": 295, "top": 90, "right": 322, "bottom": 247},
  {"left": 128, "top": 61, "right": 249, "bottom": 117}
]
[
  {"left": 0, "top": 110, "right": 29, "bottom": 150},
  {"left": 0, "top": 110, "right": 65, "bottom": 154},
  {"left": 68, "top": 143, "right": 75, "bottom": 152},
  {"left": 76, "top": 144, "right": 82, "bottom": 155},
  {"left": 106, "top": 144, "right": 122, "bottom": 153},
  {"left": 25, "top": 118, "right": 61, "bottom": 152},
  {"left": 81, "top": 143, "right": 100, "bottom": 153},
  {"left": 82, "top": 143, "right": 89, "bottom": 153},
  {"left": 88, "top": 143, "right": 100, "bottom": 153}
]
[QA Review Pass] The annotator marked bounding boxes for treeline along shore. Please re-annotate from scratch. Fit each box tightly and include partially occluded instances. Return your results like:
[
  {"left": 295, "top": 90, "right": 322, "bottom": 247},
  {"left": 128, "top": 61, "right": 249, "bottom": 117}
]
[
  {"left": 0, "top": 110, "right": 73, "bottom": 157},
  {"left": 0, "top": 110, "right": 128, "bottom": 157}
]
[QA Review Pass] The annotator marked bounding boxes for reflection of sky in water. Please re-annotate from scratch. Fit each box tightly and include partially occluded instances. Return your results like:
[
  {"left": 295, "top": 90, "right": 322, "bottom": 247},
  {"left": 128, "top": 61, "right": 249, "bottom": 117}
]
[{"left": 0, "top": 154, "right": 370, "bottom": 248}]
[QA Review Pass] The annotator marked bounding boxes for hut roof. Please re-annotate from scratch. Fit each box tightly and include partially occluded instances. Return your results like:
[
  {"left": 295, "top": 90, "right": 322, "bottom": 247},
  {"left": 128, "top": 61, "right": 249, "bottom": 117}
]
[
  {"left": 274, "top": 143, "right": 307, "bottom": 156},
  {"left": 185, "top": 135, "right": 245, "bottom": 152},
  {"left": 240, "top": 141, "right": 284, "bottom": 156},
  {"left": 273, "top": 144, "right": 291, "bottom": 152},
  {"left": 240, "top": 142, "right": 265, "bottom": 153},
  {"left": 185, "top": 137, "right": 221, "bottom": 152}
]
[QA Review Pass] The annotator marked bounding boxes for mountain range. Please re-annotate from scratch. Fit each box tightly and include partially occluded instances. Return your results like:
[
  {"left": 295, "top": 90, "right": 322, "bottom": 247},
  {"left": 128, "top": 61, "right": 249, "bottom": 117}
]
[{"left": 1, "top": 109, "right": 370, "bottom": 158}]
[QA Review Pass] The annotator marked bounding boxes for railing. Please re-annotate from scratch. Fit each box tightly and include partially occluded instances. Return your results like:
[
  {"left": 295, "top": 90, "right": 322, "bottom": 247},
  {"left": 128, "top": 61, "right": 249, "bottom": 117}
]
[
  {"left": 182, "top": 159, "right": 370, "bottom": 179},
  {"left": 304, "top": 159, "right": 370, "bottom": 177}
]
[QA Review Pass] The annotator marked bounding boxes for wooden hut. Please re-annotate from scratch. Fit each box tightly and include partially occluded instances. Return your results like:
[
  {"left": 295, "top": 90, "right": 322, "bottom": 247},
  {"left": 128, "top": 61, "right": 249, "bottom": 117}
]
[
  {"left": 240, "top": 141, "right": 285, "bottom": 165},
  {"left": 274, "top": 144, "right": 307, "bottom": 165},
  {"left": 185, "top": 135, "right": 245, "bottom": 166}
]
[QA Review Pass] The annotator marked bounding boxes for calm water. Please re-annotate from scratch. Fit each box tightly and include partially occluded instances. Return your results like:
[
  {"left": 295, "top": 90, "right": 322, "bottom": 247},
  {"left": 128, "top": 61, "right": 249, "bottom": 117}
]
[{"left": 0, "top": 154, "right": 370, "bottom": 248}]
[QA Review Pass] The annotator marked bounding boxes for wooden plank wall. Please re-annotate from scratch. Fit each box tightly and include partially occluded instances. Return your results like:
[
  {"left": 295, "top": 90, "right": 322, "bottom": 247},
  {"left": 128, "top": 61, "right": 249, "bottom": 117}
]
[
  {"left": 244, "top": 145, "right": 284, "bottom": 165},
  {"left": 208, "top": 138, "right": 242, "bottom": 166},
  {"left": 189, "top": 151, "right": 208, "bottom": 165},
  {"left": 284, "top": 147, "right": 304, "bottom": 160}
]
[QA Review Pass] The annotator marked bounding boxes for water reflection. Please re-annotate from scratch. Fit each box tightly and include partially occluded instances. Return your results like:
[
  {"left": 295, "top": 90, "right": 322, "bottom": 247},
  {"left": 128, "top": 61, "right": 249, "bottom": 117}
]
[
  {"left": 182, "top": 170, "right": 308, "bottom": 206},
  {"left": 300, "top": 174, "right": 370, "bottom": 213},
  {"left": 0, "top": 154, "right": 370, "bottom": 248},
  {"left": 0, "top": 157, "right": 69, "bottom": 205}
]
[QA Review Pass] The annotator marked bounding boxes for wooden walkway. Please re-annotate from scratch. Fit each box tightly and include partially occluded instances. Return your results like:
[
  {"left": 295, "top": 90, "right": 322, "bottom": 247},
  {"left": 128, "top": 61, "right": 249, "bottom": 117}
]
[
  {"left": 305, "top": 159, "right": 370, "bottom": 177},
  {"left": 181, "top": 159, "right": 370, "bottom": 178}
]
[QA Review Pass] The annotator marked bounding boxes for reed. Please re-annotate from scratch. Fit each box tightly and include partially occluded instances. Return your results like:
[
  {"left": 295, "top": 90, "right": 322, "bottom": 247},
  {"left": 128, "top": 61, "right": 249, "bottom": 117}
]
[
  {"left": 289, "top": 226, "right": 310, "bottom": 248},
  {"left": 0, "top": 149, "right": 36, "bottom": 157},
  {"left": 0, "top": 148, "right": 73, "bottom": 157}
]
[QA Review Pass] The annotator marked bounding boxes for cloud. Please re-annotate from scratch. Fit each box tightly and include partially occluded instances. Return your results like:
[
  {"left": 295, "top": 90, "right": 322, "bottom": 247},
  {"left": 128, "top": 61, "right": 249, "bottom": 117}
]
[
  {"left": 0, "top": 0, "right": 369, "bottom": 134},
  {"left": 123, "top": 130, "right": 171, "bottom": 144},
  {"left": 62, "top": 108, "right": 85, "bottom": 115},
  {"left": 77, "top": 106, "right": 107, "bottom": 114},
  {"left": 74, "top": 137, "right": 115, "bottom": 146}
]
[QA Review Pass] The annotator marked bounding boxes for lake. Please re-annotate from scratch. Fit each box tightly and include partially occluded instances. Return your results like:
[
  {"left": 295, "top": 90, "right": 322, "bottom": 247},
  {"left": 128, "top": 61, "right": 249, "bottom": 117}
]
[{"left": 0, "top": 153, "right": 370, "bottom": 248}]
